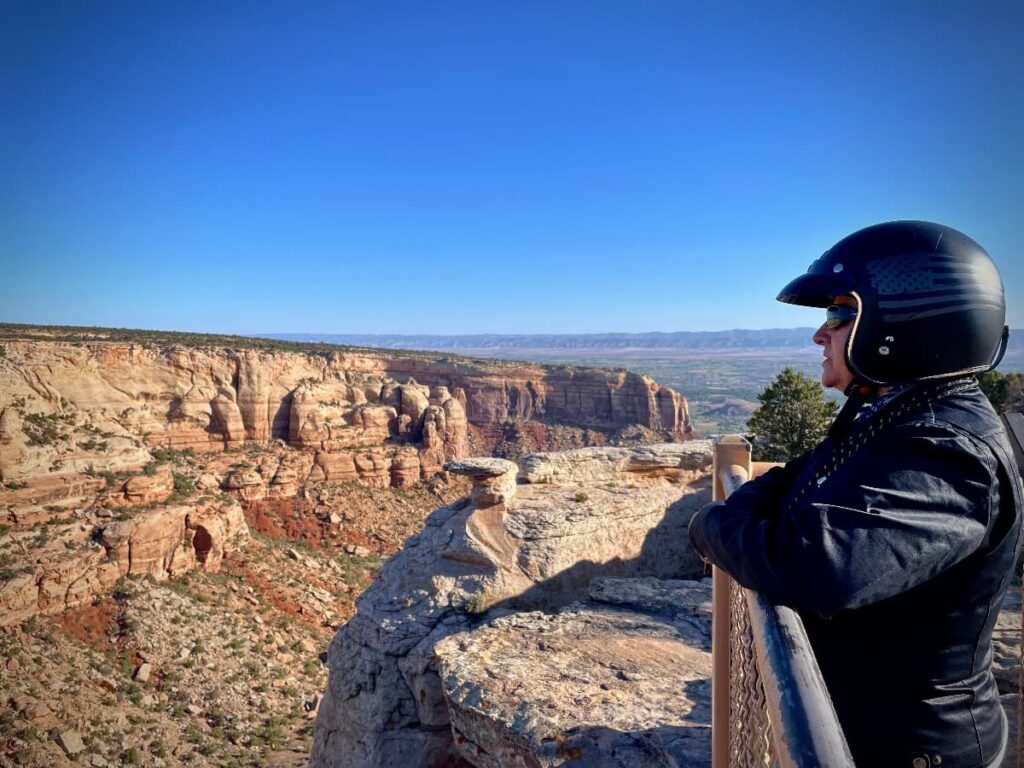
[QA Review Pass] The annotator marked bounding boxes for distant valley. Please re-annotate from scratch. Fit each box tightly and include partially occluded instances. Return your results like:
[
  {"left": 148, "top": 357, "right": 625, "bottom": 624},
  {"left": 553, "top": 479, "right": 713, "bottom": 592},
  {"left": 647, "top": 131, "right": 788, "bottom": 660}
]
[{"left": 268, "top": 329, "right": 1024, "bottom": 435}]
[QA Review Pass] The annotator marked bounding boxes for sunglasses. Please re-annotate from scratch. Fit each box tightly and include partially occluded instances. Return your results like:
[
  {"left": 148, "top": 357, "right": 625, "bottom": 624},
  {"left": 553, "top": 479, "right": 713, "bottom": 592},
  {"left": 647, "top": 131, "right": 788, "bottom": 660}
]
[{"left": 825, "top": 304, "right": 858, "bottom": 329}]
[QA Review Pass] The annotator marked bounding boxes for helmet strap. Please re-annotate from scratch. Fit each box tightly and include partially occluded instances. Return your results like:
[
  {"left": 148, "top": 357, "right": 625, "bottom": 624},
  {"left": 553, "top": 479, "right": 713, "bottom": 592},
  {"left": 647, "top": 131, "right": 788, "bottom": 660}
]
[
  {"left": 828, "top": 380, "right": 880, "bottom": 440},
  {"left": 989, "top": 325, "right": 1010, "bottom": 370}
]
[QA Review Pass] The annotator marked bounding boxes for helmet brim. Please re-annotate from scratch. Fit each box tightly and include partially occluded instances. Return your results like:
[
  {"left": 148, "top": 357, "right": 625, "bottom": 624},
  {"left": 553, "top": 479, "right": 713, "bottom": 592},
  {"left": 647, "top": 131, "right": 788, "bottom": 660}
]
[{"left": 776, "top": 272, "right": 854, "bottom": 308}]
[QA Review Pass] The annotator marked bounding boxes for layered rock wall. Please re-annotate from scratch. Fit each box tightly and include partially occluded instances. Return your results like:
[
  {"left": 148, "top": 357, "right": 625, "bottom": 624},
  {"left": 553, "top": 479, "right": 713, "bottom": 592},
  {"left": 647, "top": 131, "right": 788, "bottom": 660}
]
[
  {"left": 0, "top": 342, "right": 691, "bottom": 495},
  {"left": 383, "top": 358, "right": 692, "bottom": 436},
  {"left": 0, "top": 343, "right": 469, "bottom": 492}
]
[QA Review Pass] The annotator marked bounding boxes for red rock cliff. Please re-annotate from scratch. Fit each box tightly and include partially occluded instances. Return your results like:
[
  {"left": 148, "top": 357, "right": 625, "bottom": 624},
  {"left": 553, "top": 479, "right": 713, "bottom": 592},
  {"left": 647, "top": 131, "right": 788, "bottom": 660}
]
[{"left": 0, "top": 342, "right": 692, "bottom": 491}]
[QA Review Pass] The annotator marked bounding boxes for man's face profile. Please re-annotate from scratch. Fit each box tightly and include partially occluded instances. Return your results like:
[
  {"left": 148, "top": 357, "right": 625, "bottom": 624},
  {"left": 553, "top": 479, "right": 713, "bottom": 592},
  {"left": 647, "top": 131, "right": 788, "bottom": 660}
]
[{"left": 813, "top": 295, "right": 857, "bottom": 392}]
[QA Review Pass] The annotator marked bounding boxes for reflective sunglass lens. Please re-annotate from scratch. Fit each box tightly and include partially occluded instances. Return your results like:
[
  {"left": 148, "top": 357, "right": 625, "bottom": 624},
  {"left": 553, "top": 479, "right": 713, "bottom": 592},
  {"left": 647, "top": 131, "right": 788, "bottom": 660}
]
[{"left": 825, "top": 304, "right": 857, "bottom": 329}]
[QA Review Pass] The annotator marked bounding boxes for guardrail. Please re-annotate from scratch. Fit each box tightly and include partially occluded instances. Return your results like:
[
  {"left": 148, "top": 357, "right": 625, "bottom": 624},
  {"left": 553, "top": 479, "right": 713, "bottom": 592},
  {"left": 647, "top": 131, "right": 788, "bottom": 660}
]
[
  {"left": 1001, "top": 413, "right": 1024, "bottom": 768},
  {"left": 710, "top": 435, "right": 855, "bottom": 768}
]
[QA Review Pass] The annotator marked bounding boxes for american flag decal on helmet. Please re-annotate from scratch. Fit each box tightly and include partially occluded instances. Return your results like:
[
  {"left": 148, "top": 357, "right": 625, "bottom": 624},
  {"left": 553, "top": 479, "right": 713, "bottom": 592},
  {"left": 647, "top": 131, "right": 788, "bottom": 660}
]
[{"left": 867, "top": 252, "right": 1004, "bottom": 322}]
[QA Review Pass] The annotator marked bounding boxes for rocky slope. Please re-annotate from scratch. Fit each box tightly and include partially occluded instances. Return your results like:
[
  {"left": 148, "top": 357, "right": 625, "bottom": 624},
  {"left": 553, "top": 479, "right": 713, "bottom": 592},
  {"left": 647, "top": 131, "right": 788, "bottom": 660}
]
[{"left": 0, "top": 477, "right": 469, "bottom": 768}]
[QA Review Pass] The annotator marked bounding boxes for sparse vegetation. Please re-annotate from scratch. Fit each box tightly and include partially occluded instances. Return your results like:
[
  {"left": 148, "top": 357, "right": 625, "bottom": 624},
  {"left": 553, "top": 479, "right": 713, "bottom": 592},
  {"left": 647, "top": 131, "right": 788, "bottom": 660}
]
[
  {"left": 22, "top": 412, "right": 70, "bottom": 446},
  {"left": 464, "top": 592, "right": 493, "bottom": 615},
  {"left": 150, "top": 446, "right": 196, "bottom": 463},
  {"left": 168, "top": 472, "right": 196, "bottom": 503},
  {"left": 0, "top": 321, "right": 482, "bottom": 363},
  {"left": 573, "top": 492, "right": 589, "bottom": 503}
]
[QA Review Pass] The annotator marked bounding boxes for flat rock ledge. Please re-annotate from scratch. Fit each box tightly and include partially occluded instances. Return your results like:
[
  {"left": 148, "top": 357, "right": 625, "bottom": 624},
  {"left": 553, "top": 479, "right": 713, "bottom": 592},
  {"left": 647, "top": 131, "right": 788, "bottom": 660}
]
[
  {"left": 445, "top": 458, "right": 519, "bottom": 478},
  {"left": 435, "top": 577, "right": 713, "bottom": 768},
  {"left": 519, "top": 442, "right": 713, "bottom": 485}
]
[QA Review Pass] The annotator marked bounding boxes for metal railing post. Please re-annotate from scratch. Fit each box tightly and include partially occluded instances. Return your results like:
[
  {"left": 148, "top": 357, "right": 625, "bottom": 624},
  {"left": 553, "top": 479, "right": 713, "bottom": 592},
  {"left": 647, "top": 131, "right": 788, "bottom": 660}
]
[{"left": 711, "top": 435, "right": 752, "bottom": 768}]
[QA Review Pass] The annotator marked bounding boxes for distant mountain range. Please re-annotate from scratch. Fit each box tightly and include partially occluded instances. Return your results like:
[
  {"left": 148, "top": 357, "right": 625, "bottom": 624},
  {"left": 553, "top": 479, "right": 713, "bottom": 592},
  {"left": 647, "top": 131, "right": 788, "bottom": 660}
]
[{"left": 265, "top": 329, "right": 1024, "bottom": 353}]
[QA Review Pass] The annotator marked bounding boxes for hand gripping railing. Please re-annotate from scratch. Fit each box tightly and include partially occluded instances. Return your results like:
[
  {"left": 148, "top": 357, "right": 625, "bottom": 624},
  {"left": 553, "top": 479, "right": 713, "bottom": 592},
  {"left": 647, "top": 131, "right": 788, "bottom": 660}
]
[{"left": 710, "top": 435, "right": 856, "bottom": 768}]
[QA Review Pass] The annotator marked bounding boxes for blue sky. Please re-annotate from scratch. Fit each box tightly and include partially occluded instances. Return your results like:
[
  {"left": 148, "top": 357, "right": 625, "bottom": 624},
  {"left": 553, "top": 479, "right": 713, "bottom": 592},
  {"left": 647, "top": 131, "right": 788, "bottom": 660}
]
[{"left": 2, "top": 1, "right": 1022, "bottom": 334}]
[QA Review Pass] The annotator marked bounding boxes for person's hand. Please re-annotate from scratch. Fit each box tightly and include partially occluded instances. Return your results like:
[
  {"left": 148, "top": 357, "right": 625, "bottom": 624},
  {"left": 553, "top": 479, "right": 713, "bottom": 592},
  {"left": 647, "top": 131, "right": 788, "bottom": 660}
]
[{"left": 688, "top": 500, "right": 726, "bottom": 565}]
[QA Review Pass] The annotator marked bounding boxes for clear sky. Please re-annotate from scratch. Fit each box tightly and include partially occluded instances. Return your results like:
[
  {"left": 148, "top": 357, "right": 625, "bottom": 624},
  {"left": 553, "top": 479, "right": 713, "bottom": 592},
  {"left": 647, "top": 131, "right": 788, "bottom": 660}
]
[{"left": 2, "top": 1, "right": 1022, "bottom": 334}]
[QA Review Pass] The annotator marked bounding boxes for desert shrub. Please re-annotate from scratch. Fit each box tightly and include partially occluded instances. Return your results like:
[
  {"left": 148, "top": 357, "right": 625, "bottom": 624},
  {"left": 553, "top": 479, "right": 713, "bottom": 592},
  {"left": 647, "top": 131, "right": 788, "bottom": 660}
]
[
  {"left": 168, "top": 472, "right": 195, "bottom": 503},
  {"left": 22, "top": 412, "right": 67, "bottom": 446}
]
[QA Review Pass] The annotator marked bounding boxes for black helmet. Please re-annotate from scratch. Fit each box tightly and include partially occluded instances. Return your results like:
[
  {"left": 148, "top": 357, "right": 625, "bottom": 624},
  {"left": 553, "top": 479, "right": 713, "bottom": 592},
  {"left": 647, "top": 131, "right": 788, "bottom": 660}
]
[{"left": 777, "top": 220, "right": 1009, "bottom": 386}]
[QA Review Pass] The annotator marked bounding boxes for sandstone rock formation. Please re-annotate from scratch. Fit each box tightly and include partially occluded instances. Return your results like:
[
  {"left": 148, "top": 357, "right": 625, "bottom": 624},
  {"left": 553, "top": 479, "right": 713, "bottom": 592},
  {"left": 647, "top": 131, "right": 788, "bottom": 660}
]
[
  {"left": 384, "top": 358, "right": 691, "bottom": 438},
  {"left": 519, "top": 442, "right": 712, "bottom": 485},
  {"left": 0, "top": 343, "right": 470, "bottom": 495},
  {"left": 0, "top": 339, "right": 691, "bottom": 504},
  {"left": 0, "top": 497, "right": 248, "bottom": 626},
  {"left": 308, "top": 442, "right": 713, "bottom": 768}
]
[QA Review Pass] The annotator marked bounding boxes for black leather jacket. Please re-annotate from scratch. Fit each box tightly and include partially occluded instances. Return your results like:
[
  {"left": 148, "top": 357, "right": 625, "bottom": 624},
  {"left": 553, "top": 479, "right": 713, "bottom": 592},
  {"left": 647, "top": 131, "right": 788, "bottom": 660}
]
[{"left": 689, "top": 378, "right": 1023, "bottom": 767}]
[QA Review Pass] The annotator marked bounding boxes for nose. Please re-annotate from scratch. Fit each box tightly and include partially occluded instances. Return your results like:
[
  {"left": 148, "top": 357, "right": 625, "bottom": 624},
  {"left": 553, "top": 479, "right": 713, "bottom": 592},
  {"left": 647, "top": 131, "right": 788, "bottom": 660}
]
[{"left": 813, "top": 323, "right": 831, "bottom": 347}]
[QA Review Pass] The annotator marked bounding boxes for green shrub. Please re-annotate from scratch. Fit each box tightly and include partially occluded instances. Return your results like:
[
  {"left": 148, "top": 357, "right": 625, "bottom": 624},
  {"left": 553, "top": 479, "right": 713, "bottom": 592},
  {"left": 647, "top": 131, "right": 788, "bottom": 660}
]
[
  {"left": 168, "top": 472, "right": 195, "bottom": 503},
  {"left": 150, "top": 446, "right": 195, "bottom": 463},
  {"left": 22, "top": 412, "right": 66, "bottom": 446}
]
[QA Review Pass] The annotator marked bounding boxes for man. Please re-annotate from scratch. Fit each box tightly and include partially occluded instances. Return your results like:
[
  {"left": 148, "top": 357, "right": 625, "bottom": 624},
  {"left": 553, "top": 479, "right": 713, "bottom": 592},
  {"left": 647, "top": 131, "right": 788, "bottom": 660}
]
[{"left": 689, "top": 221, "right": 1023, "bottom": 767}]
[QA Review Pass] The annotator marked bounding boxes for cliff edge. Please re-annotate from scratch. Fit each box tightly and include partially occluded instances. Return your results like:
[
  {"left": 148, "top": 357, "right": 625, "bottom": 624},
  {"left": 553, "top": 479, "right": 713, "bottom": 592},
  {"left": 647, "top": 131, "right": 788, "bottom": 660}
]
[{"left": 308, "top": 442, "right": 714, "bottom": 767}]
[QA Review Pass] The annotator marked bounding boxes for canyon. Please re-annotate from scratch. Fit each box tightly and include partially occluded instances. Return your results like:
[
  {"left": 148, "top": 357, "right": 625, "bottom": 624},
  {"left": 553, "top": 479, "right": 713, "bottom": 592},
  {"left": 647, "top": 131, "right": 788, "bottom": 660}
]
[
  {"left": 0, "top": 331, "right": 692, "bottom": 627},
  {"left": 0, "top": 327, "right": 699, "bottom": 767},
  {"left": 2, "top": 328, "right": 1017, "bottom": 768}
]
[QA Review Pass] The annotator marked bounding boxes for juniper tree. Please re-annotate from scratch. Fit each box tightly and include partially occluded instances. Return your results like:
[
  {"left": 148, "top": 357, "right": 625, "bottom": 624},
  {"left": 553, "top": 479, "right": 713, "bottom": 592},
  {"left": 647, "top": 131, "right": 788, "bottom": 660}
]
[{"left": 747, "top": 367, "right": 838, "bottom": 461}]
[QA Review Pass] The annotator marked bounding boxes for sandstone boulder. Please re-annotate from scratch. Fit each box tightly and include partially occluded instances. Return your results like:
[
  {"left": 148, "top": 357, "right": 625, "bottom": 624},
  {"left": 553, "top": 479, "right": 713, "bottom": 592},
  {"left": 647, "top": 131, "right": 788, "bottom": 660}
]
[
  {"left": 57, "top": 730, "right": 86, "bottom": 756},
  {"left": 122, "top": 465, "right": 174, "bottom": 505},
  {"left": 390, "top": 448, "right": 421, "bottom": 489},
  {"left": 222, "top": 468, "right": 266, "bottom": 501}
]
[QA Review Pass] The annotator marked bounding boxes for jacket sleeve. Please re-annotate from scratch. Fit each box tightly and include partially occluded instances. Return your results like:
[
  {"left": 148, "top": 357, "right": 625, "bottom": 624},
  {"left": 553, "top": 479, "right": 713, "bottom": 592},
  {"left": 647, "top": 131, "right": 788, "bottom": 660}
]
[
  {"left": 688, "top": 423, "right": 997, "bottom": 618},
  {"left": 719, "top": 451, "right": 812, "bottom": 518}
]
